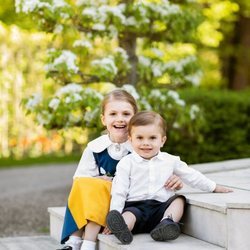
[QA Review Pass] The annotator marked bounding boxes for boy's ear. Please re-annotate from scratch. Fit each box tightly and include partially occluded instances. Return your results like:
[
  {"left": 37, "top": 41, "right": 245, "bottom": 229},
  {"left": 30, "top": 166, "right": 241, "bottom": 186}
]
[{"left": 161, "top": 136, "right": 167, "bottom": 147}]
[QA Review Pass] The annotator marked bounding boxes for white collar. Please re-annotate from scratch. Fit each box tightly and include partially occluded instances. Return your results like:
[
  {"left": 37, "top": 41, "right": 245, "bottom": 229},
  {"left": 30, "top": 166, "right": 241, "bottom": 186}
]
[{"left": 88, "top": 134, "right": 132, "bottom": 153}]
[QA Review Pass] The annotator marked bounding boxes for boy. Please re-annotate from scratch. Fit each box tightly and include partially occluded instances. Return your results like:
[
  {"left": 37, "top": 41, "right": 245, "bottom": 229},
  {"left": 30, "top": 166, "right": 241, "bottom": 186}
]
[{"left": 106, "top": 111, "right": 232, "bottom": 244}]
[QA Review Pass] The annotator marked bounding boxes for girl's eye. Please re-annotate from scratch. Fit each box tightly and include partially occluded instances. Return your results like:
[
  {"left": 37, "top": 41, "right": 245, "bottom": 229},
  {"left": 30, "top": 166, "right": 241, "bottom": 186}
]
[
  {"left": 109, "top": 112, "right": 116, "bottom": 116},
  {"left": 123, "top": 112, "right": 132, "bottom": 116},
  {"left": 150, "top": 136, "right": 157, "bottom": 140},
  {"left": 137, "top": 136, "right": 143, "bottom": 140}
]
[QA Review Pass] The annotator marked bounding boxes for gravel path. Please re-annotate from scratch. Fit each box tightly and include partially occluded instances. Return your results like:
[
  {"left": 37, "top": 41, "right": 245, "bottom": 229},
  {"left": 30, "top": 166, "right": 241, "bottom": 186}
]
[{"left": 0, "top": 163, "right": 77, "bottom": 237}]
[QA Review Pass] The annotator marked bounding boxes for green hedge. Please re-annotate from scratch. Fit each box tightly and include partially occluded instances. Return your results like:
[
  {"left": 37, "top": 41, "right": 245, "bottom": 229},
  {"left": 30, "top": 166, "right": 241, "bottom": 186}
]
[{"left": 165, "top": 88, "right": 250, "bottom": 164}]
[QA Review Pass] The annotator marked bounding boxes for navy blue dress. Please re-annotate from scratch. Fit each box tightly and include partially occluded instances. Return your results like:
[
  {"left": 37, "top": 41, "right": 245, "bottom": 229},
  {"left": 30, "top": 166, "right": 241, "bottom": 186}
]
[{"left": 61, "top": 149, "right": 120, "bottom": 243}]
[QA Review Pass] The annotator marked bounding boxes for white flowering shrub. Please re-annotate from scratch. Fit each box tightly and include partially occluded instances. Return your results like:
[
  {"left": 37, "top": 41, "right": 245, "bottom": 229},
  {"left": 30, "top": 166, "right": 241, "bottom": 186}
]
[
  {"left": 23, "top": 83, "right": 104, "bottom": 129},
  {"left": 16, "top": 0, "right": 203, "bottom": 87},
  {"left": 23, "top": 84, "right": 203, "bottom": 146},
  {"left": 18, "top": 0, "right": 204, "bottom": 144}
]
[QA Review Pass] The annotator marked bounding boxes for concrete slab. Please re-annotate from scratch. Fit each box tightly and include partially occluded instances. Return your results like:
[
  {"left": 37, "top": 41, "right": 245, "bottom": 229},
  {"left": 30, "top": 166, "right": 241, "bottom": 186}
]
[
  {"left": 190, "top": 158, "right": 250, "bottom": 174},
  {"left": 0, "top": 236, "right": 61, "bottom": 250},
  {"left": 206, "top": 168, "right": 250, "bottom": 191},
  {"left": 98, "top": 233, "right": 225, "bottom": 250}
]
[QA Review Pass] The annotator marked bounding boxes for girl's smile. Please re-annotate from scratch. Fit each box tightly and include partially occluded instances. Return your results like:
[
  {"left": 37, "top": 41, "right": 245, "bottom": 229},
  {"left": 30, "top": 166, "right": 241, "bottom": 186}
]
[{"left": 101, "top": 100, "right": 135, "bottom": 143}]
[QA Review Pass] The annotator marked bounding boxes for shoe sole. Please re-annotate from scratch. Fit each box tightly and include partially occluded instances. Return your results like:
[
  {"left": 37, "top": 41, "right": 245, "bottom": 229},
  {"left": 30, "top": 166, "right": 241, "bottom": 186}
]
[
  {"left": 57, "top": 246, "right": 73, "bottom": 250},
  {"left": 150, "top": 223, "right": 180, "bottom": 241},
  {"left": 107, "top": 210, "right": 133, "bottom": 244}
]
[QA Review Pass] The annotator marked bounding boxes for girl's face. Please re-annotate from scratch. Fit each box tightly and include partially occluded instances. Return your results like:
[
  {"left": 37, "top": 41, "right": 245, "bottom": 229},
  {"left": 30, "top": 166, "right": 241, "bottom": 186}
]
[{"left": 101, "top": 100, "right": 135, "bottom": 143}]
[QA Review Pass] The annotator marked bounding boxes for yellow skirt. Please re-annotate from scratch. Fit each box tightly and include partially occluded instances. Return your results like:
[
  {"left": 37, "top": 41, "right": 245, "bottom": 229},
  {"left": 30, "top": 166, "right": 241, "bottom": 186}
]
[{"left": 68, "top": 177, "right": 112, "bottom": 229}]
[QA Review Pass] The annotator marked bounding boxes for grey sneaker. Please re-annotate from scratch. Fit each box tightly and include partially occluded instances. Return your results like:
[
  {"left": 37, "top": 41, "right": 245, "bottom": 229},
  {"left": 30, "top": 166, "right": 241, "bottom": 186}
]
[
  {"left": 106, "top": 210, "right": 133, "bottom": 244},
  {"left": 150, "top": 216, "right": 181, "bottom": 241}
]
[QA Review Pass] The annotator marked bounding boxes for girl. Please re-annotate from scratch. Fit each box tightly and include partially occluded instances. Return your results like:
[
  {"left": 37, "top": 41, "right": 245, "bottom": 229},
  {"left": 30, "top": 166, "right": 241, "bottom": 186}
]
[{"left": 58, "top": 89, "right": 182, "bottom": 250}]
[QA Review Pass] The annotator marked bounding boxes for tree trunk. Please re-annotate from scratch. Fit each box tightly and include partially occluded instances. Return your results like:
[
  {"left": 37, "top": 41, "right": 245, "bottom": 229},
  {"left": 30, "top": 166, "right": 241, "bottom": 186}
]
[
  {"left": 222, "top": 14, "right": 250, "bottom": 90},
  {"left": 118, "top": 32, "right": 138, "bottom": 87}
]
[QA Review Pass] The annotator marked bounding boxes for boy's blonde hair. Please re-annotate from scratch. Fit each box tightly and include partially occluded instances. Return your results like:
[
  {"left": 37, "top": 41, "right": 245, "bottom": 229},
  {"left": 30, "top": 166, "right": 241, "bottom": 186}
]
[
  {"left": 101, "top": 89, "right": 138, "bottom": 114},
  {"left": 128, "top": 111, "right": 167, "bottom": 136}
]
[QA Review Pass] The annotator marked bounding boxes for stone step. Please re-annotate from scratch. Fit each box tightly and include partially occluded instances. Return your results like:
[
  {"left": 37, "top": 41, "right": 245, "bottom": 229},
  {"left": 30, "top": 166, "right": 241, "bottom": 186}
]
[
  {"left": 48, "top": 186, "right": 250, "bottom": 250},
  {"left": 179, "top": 181, "right": 250, "bottom": 249},
  {"left": 48, "top": 159, "right": 250, "bottom": 250},
  {"left": 97, "top": 233, "right": 225, "bottom": 250},
  {"left": 48, "top": 206, "right": 65, "bottom": 243},
  {"left": 48, "top": 206, "right": 224, "bottom": 250}
]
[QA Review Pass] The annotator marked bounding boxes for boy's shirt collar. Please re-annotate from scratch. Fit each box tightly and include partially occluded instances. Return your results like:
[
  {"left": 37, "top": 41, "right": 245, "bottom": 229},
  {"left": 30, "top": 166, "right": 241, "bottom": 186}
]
[{"left": 88, "top": 134, "right": 132, "bottom": 153}]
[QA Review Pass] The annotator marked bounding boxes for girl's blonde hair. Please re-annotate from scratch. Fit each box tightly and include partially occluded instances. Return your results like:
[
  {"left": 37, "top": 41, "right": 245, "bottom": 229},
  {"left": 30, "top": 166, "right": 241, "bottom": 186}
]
[
  {"left": 128, "top": 111, "right": 167, "bottom": 136},
  {"left": 101, "top": 89, "right": 138, "bottom": 114}
]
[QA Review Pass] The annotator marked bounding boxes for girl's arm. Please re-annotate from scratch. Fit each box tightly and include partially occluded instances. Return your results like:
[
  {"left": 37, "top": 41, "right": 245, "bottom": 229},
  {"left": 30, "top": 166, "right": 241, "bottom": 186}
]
[{"left": 73, "top": 146, "right": 99, "bottom": 178}]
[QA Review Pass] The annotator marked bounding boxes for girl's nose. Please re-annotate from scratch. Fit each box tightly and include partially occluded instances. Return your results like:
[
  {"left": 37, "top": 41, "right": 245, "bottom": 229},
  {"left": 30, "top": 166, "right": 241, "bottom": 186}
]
[{"left": 117, "top": 114, "right": 124, "bottom": 121}]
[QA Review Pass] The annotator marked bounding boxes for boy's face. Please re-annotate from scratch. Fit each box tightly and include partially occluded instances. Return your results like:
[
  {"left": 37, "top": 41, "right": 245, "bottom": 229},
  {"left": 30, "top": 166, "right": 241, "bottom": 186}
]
[
  {"left": 101, "top": 100, "right": 135, "bottom": 143},
  {"left": 129, "top": 124, "right": 166, "bottom": 160}
]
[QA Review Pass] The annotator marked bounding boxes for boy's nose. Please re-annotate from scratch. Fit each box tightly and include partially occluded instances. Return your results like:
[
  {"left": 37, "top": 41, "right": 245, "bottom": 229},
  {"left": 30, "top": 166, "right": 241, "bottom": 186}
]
[{"left": 142, "top": 140, "right": 149, "bottom": 145}]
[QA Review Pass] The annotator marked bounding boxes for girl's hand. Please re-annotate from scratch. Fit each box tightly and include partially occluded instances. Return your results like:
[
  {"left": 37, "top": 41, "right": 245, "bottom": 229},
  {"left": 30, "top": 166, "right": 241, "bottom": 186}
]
[
  {"left": 213, "top": 184, "right": 233, "bottom": 193},
  {"left": 164, "top": 175, "right": 183, "bottom": 191},
  {"left": 96, "top": 175, "right": 113, "bottom": 182},
  {"left": 102, "top": 226, "right": 112, "bottom": 234}
]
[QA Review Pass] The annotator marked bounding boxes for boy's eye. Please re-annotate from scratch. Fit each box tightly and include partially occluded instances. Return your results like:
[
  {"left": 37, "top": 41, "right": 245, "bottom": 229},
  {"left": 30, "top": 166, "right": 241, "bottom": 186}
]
[
  {"left": 136, "top": 136, "right": 143, "bottom": 140},
  {"left": 150, "top": 136, "right": 157, "bottom": 140}
]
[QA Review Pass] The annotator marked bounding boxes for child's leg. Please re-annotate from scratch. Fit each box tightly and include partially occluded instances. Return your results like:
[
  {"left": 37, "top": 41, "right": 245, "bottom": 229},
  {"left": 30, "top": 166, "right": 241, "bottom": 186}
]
[
  {"left": 150, "top": 197, "right": 185, "bottom": 242},
  {"left": 122, "top": 211, "right": 137, "bottom": 231},
  {"left": 80, "top": 221, "right": 101, "bottom": 250},
  {"left": 84, "top": 221, "right": 101, "bottom": 241},
  {"left": 162, "top": 197, "right": 185, "bottom": 222},
  {"left": 106, "top": 210, "right": 134, "bottom": 244},
  {"left": 72, "top": 228, "right": 84, "bottom": 237}
]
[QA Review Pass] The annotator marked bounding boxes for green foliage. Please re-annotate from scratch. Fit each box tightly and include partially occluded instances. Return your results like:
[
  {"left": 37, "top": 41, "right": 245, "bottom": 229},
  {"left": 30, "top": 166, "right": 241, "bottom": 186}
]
[
  {"left": 8, "top": 0, "right": 249, "bottom": 164},
  {"left": 173, "top": 88, "right": 250, "bottom": 163},
  {"left": 0, "top": 154, "right": 80, "bottom": 169}
]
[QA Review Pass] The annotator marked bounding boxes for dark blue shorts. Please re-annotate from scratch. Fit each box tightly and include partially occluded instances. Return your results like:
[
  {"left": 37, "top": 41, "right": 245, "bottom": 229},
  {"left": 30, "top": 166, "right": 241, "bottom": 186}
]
[{"left": 122, "top": 194, "right": 186, "bottom": 234}]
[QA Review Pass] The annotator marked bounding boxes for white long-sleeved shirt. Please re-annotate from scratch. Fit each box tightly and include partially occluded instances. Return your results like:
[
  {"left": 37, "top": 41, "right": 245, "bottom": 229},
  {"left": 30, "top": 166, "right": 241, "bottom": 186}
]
[
  {"left": 110, "top": 151, "right": 216, "bottom": 213},
  {"left": 73, "top": 134, "right": 132, "bottom": 178}
]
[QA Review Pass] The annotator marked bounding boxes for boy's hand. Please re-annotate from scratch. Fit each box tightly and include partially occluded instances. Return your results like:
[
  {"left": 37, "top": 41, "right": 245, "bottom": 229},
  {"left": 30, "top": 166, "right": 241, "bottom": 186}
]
[
  {"left": 164, "top": 175, "right": 183, "bottom": 190},
  {"left": 213, "top": 184, "right": 233, "bottom": 193}
]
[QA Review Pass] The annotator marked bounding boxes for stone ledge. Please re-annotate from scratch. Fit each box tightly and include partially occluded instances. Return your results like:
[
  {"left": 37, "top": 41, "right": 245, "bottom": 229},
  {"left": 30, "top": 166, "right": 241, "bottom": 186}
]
[{"left": 98, "top": 234, "right": 225, "bottom": 250}]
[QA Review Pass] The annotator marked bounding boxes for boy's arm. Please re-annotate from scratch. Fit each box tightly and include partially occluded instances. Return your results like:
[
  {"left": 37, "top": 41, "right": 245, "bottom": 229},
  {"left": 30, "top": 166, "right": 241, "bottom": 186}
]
[
  {"left": 174, "top": 158, "right": 233, "bottom": 193},
  {"left": 110, "top": 158, "right": 131, "bottom": 213}
]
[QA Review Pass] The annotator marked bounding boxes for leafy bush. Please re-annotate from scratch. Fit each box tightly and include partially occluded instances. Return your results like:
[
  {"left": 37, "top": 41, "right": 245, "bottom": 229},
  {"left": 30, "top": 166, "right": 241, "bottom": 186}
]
[{"left": 170, "top": 88, "right": 250, "bottom": 163}]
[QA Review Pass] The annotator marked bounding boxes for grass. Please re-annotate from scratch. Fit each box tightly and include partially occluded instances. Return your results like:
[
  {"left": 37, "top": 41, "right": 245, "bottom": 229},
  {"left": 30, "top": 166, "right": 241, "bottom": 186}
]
[{"left": 0, "top": 154, "right": 81, "bottom": 169}]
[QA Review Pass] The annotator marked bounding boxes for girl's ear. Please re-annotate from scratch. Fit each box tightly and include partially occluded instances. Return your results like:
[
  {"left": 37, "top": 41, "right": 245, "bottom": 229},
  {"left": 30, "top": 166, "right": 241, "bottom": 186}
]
[
  {"left": 161, "top": 136, "right": 167, "bottom": 147},
  {"left": 101, "top": 114, "right": 106, "bottom": 126}
]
